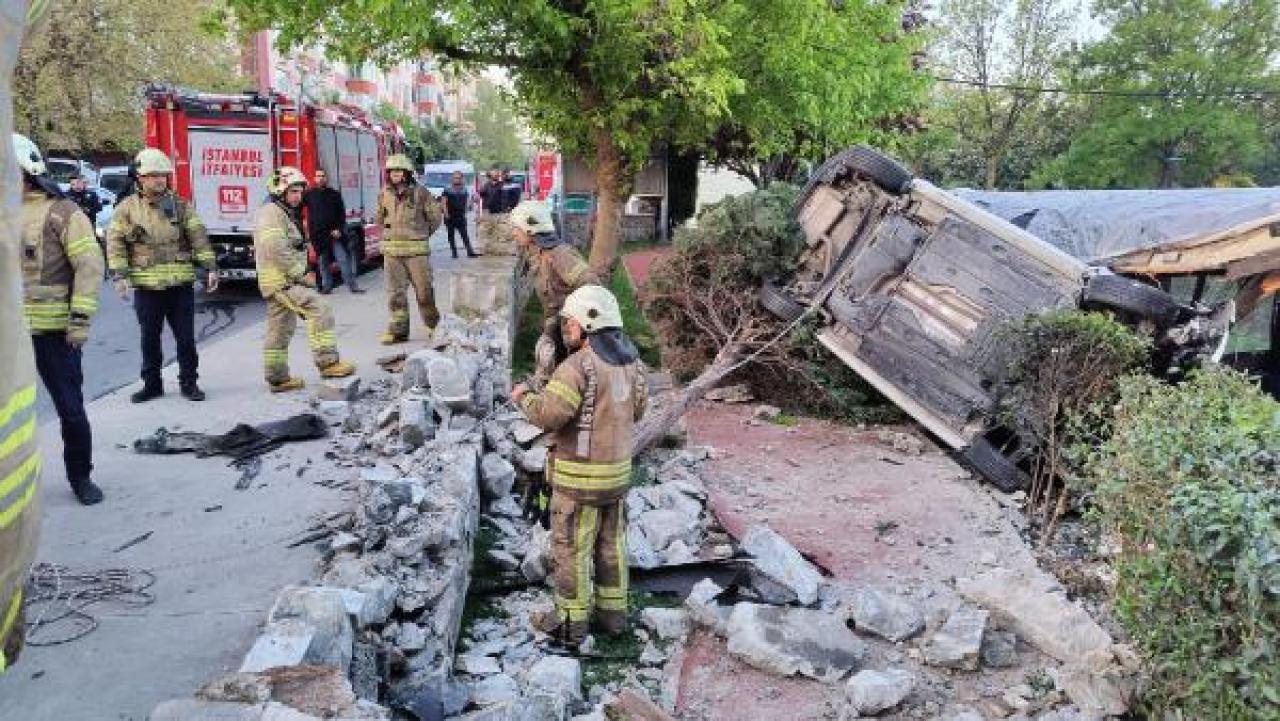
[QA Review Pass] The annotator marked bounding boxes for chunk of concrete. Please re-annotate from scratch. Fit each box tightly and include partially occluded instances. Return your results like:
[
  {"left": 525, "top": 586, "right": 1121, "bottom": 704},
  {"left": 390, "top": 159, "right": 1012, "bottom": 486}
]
[
  {"left": 526, "top": 655, "right": 583, "bottom": 701},
  {"left": 240, "top": 618, "right": 314, "bottom": 673},
  {"left": 627, "top": 523, "right": 661, "bottom": 570},
  {"left": 355, "top": 576, "right": 399, "bottom": 627},
  {"left": 471, "top": 673, "right": 520, "bottom": 707},
  {"left": 429, "top": 357, "right": 473, "bottom": 408},
  {"left": 980, "top": 630, "right": 1019, "bottom": 669},
  {"left": 515, "top": 445, "right": 548, "bottom": 474},
  {"left": 741, "top": 525, "right": 823, "bottom": 606},
  {"left": 317, "top": 400, "right": 352, "bottom": 425},
  {"left": 845, "top": 669, "right": 914, "bottom": 715},
  {"left": 635, "top": 509, "right": 699, "bottom": 551},
  {"left": 726, "top": 603, "right": 866, "bottom": 682},
  {"left": 149, "top": 700, "right": 322, "bottom": 721},
  {"left": 957, "top": 568, "right": 1112, "bottom": 662},
  {"left": 480, "top": 453, "right": 516, "bottom": 500},
  {"left": 265, "top": 586, "right": 354, "bottom": 672},
  {"left": 317, "top": 375, "right": 361, "bottom": 402},
  {"left": 196, "top": 673, "right": 272, "bottom": 704},
  {"left": 400, "top": 393, "right": 434, "bottom": 448},
  {"left": 924, "top": 607, "right": 988, "bottom": 671},
  {"left": 847, "top": 587, "right": 925, "bottom": 642},
  {"left": 685, "top": 578, "right": 730, "bottom": 633},
  {"left": 510, "top": 420, "right": 546, "bottom": 445},
  {"left": 456, "top": 653, "right": 503, "bottom": 675},
  {"left": 259, "top": 665, "right": 357, "bottom": 718},
  {"left": 640, "top": 608, "right": 691, "bottom": 641}
]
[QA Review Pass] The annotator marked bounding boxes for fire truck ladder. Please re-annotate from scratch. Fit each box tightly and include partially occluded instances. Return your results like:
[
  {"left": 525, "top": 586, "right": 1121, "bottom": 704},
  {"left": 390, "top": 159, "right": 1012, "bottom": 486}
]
[{"left": 269, "top": 98, "right": 302, "bottom": 170}]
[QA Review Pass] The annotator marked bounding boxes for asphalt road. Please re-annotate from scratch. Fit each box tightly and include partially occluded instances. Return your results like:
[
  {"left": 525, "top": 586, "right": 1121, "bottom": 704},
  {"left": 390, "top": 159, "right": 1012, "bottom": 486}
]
[{"left": 34, "top": 279, "right": 267, "bottom": 420}]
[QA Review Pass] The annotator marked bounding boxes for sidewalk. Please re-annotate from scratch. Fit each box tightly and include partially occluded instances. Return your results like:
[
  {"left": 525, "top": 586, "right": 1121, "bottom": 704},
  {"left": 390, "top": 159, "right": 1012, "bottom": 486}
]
[{"left": 0, "top": 249, "right": 470, "bottom": 720}]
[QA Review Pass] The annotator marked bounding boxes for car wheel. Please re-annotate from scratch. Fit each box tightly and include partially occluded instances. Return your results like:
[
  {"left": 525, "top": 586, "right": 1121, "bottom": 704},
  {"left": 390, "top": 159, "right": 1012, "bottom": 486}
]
[
  {"left": 759, "top": 279, "right": 806, "bottom": 323},
  {"left": 961, "top": 437, "right": 1030, "bottom": 493},
  {"left": 1082, "top": 274, "right": 1181, "bottom": 326},
  {"left": 796, "top": 145, "right": 915, "bottom": 212}
]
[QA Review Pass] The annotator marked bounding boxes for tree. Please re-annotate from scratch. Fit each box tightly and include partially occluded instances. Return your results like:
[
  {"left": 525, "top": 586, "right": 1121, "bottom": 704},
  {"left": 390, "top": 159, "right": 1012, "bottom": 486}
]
[
  {"left": 373, "top": 103, "right": 468, "bottom": 165},
  {"left": 218, "top": 0, "right": 921, "bottom": 275},
  {"left": 1034, "top": 0, "right": 1280, "bottom": 189},
  {"left": 219, "top": 1, "right": 742, "bottom": 276},
  {"left": 703, "top": 0, "right": 924, "bottom": 187},
  {"left": 15, "top": 0, "right": 243, "bottom": 154},
  {"left": 464, "top": 79, "right": 525, "bottom": 172},
  {"left": 924, "top": 0, "right": 1078, "bottom": 189}
]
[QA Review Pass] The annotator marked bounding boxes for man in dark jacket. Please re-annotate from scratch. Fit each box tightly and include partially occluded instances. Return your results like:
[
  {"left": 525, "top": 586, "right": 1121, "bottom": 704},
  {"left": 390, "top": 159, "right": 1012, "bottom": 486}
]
[
  {"left": 478, "top": 167, "right": 514, "bottom": 255},
  {"left": 302, "top": 168, "right": 363, "bottom": 294},
  {"left": 501, "top": 168, "right": 523, "bottom": 211},
  {"left": 441, "top": 170, "right": 478, "bottom": 259},
  {"left": 67, "top": 175, "right": 101, "bottom": 225}
]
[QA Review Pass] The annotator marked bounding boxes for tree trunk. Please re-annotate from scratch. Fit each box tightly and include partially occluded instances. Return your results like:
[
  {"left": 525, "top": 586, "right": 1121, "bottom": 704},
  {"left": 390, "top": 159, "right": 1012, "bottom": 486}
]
[
  {"left": 633, "top": 341, "right": 743, "bottom": 454},
  {"left": 983, "top": 155, "right": 999, "bottom": 189},
  {"left": 588, "top": 129, "right": 632, "bottom": 279}
]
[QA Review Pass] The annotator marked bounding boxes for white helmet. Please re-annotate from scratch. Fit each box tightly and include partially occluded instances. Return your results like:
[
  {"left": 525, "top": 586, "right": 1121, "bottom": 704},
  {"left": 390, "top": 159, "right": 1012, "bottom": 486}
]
[
  {"left": 510, "top": 200, "right": 556, "bottom": 234},
  {"left": 135, "top": 147, "right": 174, "bottom": 175},
  {"left": 12, "top": 133, "right": 45, "bottom": 176},
  {"left": 561, "top": 284, "right": 623, "bottom": 333},
  {"left": 268, "top": 166, "right": 307, "bottom": 196}
]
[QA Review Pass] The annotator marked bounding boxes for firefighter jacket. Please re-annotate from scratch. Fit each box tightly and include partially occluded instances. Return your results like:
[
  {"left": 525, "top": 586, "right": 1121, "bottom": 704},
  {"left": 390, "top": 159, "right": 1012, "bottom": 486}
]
[
  {"left": 520, "top": 344, "right": 649, "bottom": 504},
  {"left": 532, "top": 244, "right": 598, "bottom": 325},
  {"left": 253, "top": 201, "right": 309, "bottom": 298},
  {"left": 376, "top": 183, "right": 441, "bottom": 257},
  {"left": 106, "top": 191, "right": 214, "bottom": 289},
  {"left": 21, "top": 191, "right": 104, "bottom": 335},
  {"left": 0, "top": 237, "right": 39, "bottom": 676}
]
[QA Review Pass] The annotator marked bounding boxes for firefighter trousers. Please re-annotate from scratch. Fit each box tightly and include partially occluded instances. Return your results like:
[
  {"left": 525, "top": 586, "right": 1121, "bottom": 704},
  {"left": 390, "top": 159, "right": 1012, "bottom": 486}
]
[
  {"left": 263, "top": 286, "right": 340, "bottom": 384},
  {"left": 385, "top": 254, "right": 439, "bottom": 339},
  {"left": 549, "top": 491, "right": 628, "bottom": 630}
]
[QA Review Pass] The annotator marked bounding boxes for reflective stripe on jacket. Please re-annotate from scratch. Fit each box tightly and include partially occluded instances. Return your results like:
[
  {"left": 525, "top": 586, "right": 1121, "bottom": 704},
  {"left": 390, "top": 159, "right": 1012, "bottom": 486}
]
[
  {"left": 106, "top": 191, "right": 214, "bottom": 288},
  {"left": 253, "top": 202, "right": 308, "bottom": 298},
  {"left": 376, "top": 184, "right": 441, "bottom": 256},
  {"left": 21, "top": 192, "right": 103, "bottom": 333}
]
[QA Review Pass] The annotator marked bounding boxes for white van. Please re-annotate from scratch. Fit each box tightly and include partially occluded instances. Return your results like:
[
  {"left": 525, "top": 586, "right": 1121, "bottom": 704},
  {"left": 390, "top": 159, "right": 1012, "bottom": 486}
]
[{"left": 421, "top": 160, "right": 475, "bottom": 197}]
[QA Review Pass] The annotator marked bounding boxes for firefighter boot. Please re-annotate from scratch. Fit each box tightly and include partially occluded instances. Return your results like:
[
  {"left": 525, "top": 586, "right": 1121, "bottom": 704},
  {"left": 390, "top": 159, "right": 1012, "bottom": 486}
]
[
  {"left": 532, "top": 608, "right": 588, "bottom": 650},
  {"left": 269, "top": 377, "right": 306, "bottom": 393},
  {"left": 379, "top": 332, "right": 406, "bottom": 345},
  {"left": 320, "top": 360, "right": 356, "bottom": 378}
]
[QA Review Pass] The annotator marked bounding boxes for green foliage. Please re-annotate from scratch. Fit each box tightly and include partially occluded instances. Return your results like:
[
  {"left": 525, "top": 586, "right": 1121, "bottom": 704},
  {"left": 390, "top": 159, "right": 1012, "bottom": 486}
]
[
  {"left": 1086, "top": 368, "right": 1280, "bottom": 718},
  {"left": 993, "top": 310, "right": 1149, "bottom": 537},
  {"left": 372, "top": 104, "right": 468, "bottom": 166},
  {"left": 1032, "top": 0, "right": 1280, "bottom": 189},
  {"left": 464, "top": 80, "right": 526, "bottom": 172},
  {"left": 706, "top": 0, "right": 925, "bottom": 186},
  {"left": 16, "top": 0, "right": 244, "bottom": 153},
  {"left": 643, "top": 184, "right": 894, "bottom": 422}
]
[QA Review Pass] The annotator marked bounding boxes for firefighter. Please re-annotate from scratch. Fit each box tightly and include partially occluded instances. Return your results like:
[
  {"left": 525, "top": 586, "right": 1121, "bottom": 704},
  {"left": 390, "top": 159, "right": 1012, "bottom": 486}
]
[
  {"left": 3, "top": 0, "right": 54, "bottom": 674},
  {"left": 106, "top": 147, "right": 219, "bottom": 403},
  {"left": 254, "top": 167, "right": 356, "bottom": 391},
  {"left": 17, "top": 134, "right": 105, "bottom": 505},
  {"left": 510, "top": 200, "right": 599, "bottom": 385},
  {"left": 376, "top": 154, "right": 441, "bottom": 344},
  {"left": 512, "top": 285, "right": 648, "bottom": 646}
]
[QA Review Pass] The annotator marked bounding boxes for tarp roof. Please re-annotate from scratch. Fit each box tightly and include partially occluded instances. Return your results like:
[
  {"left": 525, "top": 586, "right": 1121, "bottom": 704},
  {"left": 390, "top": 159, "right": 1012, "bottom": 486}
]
[{"left": 953, "top": 188, "right": 1280, "bottom": 264}]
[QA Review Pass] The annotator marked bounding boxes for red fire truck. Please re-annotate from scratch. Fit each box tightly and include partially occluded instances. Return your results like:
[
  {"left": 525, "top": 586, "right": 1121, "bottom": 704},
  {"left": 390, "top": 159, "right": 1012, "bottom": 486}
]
[{"left": 144, "top": 87, "right": 405, "bottom": 280}]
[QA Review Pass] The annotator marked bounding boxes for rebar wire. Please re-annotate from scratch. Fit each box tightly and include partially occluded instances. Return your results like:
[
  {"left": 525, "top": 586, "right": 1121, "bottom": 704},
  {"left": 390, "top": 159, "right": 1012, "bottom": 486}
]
[{"left": 23, "top": 563, "right": 156, "bottom": 647}]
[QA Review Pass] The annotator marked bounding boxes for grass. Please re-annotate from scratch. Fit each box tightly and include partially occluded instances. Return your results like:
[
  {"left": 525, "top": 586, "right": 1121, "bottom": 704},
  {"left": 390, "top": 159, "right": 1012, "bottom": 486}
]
[
  {"left": 512, "top": 260, "right": 662, "bottom": 380},
  {"left": 460, "top": 521, "right": 511, "bottom": 637}
]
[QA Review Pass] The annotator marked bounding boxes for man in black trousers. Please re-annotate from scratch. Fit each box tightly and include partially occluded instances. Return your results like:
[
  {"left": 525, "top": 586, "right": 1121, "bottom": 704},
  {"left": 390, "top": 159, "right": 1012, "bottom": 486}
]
[
  {"left": 440, "top": 170, "right": 478, "bottom": 259},
  {"left": 302, "top": 168, "right": 363, "bottom": 294}
]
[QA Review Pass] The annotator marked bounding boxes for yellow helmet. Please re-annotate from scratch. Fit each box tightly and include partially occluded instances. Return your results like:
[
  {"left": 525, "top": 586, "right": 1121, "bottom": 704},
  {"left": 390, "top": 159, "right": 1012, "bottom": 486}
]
[
  {"left": 268, "top": 166, "right": 307, "bottom": 196},
  {"left": 135, "top": 148, "right": 173, "bottom": 175},
  {"left": 510, "top": 200, "right": 556, "bottom": 234},
  {"left": 385, "top": 154, "right": 415, "bottom": 173},
  {"left": 561, "top": 284, "right": 623, "bottom": 333},
  {"left": 12, "top": 133, "right": 45, "bottom": 176}
]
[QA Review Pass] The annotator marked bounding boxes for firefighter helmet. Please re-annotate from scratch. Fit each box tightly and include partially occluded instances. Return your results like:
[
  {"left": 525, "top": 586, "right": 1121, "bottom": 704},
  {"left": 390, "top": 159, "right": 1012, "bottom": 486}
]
[
  {"left": 385, "top": 154, "right": 415, "bottom": 173},
  {"left": 268, "top": 166, "right": 307, "bottom": 196},
  {"left": 12, "top": 133, "right": 45, "bottom": 176},
  {"left": 510, "top": 200, "right": 556, "bottom": 234},
  {"left": 135, "top": 148, "right": 174, "bottom": 175},
  {"left": 561, "top": 285, "right": 623, "bottom": 333}
]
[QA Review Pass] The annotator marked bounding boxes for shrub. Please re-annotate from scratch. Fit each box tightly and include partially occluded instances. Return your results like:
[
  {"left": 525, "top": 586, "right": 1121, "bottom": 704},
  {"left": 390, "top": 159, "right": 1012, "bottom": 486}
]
[
  {"left": 642, "top": 183, "right": 895, "bottom": 422},
  {"left": 1085, "top": 368, "right": 1279, "bottom": 718},
  {"left": 992, "top": 310, "right": 1150, "bottom": 539}
]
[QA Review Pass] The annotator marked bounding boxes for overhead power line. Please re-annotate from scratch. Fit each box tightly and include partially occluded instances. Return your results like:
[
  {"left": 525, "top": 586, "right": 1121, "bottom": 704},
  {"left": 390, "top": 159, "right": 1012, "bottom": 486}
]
[{"left": 932, "top": 75, "right": 1280, "bottom": 99}]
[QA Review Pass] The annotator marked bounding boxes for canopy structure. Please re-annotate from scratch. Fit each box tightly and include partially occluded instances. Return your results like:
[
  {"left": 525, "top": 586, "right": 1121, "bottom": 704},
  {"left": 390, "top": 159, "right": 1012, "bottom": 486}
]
[{"left": 954, "top": 188, "right": 1280, "bottom": 278}]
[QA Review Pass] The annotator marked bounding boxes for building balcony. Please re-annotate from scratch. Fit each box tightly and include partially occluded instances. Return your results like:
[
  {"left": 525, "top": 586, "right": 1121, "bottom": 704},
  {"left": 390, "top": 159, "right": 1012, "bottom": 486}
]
[{"left": 345, "top": 78, "right": 377, "bottom": 95}]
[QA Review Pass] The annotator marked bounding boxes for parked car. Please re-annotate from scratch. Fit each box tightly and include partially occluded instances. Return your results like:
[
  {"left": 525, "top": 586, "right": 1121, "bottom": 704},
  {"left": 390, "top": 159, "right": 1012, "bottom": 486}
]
[
  {"left": 765, "top": 146, "right": 1243, "bottom": 491},
  {"left": 97, "top": 165, "right": 131, "bottom": 197},
  {"left": 45, "top": 157, "right": 99, "bottom": 191},
  {"left": 422, "top": 160, "right": 476, "bottom": 198}
]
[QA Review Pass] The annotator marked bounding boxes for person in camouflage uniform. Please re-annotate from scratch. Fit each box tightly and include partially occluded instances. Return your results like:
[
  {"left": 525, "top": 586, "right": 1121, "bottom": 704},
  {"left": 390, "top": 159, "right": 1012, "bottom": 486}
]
[
  {"left": 254, "top": 167, "right": 355, "bottom": 392},
  {"left": 375, "top": 154, "right": 441, "bottom": 344},
  {"left": 106, "top": 147, "right": 218, "bottom": 403},
  {"left": 513, "top": 285, "right": 648, "bottom": 646}
]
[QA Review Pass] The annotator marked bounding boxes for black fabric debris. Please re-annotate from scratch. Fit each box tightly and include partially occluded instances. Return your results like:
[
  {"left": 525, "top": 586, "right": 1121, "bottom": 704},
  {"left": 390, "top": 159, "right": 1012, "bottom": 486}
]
[{"left": 133, "top": 413, "right": 327, "bottom": 462}]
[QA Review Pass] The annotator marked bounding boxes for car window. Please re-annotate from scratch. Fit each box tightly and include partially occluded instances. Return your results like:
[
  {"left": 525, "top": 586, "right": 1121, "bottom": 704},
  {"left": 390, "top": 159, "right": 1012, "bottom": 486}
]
[
  {"left": 100, "top": 173, "right": 128, "bottom": 195},
  {"left": 46, "top": 159, "right": 79, "bottom": 183}
]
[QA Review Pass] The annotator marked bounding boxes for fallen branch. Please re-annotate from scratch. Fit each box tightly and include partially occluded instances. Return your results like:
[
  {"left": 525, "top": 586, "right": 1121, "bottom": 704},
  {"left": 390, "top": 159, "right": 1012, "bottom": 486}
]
[{"left": 633, "top": 341, "right": 743, "bottom": 454}]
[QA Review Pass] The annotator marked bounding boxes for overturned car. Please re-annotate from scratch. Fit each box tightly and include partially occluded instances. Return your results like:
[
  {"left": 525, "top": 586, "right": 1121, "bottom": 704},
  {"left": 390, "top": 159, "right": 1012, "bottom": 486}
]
[{"left": 764, "top": 146, "right": 1277, "bottom": 491}]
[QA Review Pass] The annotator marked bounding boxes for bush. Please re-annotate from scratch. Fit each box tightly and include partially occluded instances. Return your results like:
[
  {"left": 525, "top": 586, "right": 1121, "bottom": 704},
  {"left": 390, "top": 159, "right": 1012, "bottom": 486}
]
[
  {"left": 642, "top": 183, "right": 894, "bottom": 422},
  {"left": 1086, "top": 368, "right": 1279, "bottom": 718},
  {"left": 992, "top": 310, "right": 1151, "bottom": 539}
]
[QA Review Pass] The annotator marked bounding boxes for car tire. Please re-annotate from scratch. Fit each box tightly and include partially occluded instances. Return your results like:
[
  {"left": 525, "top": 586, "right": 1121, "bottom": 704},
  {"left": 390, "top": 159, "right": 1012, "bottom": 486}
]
[
  {"left": 759, "top": 279, "right": 806, "bottom": 323},
  {"left": 797, "top": 145, "right": 914, "bottom": 212},
  {"left": 1082, "top": 274, "right": 1181, "bottom": 326},
  {"left": 961, "top": 437, "right": 1030, "bottom": 493}
]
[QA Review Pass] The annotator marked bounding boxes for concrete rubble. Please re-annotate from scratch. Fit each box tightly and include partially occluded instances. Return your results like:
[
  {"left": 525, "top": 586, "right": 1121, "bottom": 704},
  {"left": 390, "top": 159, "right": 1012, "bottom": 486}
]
[{"left": 844, "top": 669, "right": 915, "bottom": 716}]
